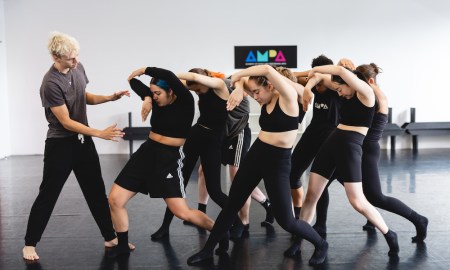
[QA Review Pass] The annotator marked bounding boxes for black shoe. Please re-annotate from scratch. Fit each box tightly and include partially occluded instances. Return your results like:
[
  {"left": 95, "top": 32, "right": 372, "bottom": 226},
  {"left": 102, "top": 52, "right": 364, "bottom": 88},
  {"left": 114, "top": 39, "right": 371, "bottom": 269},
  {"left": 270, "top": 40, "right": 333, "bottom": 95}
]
[{"left": 187, "top": 250, "right": 213, "bottom": 265}]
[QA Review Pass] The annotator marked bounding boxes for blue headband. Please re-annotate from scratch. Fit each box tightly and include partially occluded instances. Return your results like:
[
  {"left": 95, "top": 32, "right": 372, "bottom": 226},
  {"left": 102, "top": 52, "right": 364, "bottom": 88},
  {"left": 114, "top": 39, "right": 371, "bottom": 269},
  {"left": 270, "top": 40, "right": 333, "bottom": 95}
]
[{"left": 155, "top": 79, "right": 170, "bottom": 91}]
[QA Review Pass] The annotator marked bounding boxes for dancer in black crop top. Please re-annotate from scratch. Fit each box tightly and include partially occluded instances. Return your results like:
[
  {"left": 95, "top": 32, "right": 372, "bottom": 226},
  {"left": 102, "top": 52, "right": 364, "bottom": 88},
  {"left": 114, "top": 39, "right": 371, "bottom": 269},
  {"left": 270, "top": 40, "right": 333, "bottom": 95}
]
[
  {"left": 107, "top": 67, "right": 227, "bottom": 257},
  {"left": 299, "top": 65, "right": 400, "bottom": 258},
  {"left": 312, "top": 63, "right": 428, "bottom": 244},
  {"left": 150, "top": 68, "right": 234, "bottom": 240},
  {"left": 188, "top": 72, "right": 274, "bottom": 239},
  {"left": 259, "top": 99, "right": 299, "bottom": 132},
  {"left": 188, "top": 65, "right": 328, "bottom": 266}
]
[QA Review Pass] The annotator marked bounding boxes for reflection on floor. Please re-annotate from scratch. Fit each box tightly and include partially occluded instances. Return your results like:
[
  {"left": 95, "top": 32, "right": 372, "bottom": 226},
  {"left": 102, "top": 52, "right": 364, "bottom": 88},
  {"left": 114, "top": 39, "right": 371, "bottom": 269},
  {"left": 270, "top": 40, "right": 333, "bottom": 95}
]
[{"left": 1, "top": 149, "right": 449, "bottom": 269}]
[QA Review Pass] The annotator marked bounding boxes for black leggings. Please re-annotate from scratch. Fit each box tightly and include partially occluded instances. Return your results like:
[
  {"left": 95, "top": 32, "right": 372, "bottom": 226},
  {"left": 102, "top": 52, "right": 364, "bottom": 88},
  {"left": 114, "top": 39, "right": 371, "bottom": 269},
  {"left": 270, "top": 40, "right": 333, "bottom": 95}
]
[
  {"left": 201, "top": 139, "right": 324, "bottom": 252},
  {"left": 361, "top": 142, "right": 413, "bottom": 217},
  {"left": 315, "top": 141, "right": 414, "bottom": 227},
  {"left": 24, "top": 136, "right": 115, "bottom": 246},
  {"left": 182, "top": 124, "right": 227, "bottom": 207},
  {"left": 290, "top": 127, "right": 334, "bottom": 188}
]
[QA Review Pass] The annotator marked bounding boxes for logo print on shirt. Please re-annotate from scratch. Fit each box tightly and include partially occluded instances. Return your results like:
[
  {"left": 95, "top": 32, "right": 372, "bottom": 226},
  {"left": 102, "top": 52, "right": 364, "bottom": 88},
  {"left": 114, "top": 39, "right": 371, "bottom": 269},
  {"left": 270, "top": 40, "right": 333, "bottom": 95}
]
[
  {"left": 166, "top": 173, "right": 173, "bottom": 179},
  {"left": 315, "top": 103, "right": 328, "bottom": 109}
]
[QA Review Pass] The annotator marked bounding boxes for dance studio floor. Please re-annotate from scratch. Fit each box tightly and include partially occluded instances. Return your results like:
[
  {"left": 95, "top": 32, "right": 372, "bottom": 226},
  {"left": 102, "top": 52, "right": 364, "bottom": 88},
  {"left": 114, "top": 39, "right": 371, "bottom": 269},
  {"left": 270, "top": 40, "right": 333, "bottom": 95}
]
[{"left": 1, "top": 148, "right": 449, "bottom": 269}]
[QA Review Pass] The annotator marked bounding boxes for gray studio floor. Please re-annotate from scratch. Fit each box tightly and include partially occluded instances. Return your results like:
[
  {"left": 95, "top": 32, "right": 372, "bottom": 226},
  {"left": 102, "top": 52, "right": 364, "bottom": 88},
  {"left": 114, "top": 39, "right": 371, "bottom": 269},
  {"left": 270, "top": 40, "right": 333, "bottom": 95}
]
[{"left": 1, "top": 148, "right": 449, "bottom": 269}]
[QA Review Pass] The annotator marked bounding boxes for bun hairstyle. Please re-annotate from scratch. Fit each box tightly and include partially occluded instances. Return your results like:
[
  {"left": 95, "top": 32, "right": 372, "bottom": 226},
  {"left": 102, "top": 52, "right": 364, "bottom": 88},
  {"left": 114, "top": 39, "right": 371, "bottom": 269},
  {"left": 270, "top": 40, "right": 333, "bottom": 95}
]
[
  {"left": 186, "top": 68, "right": 225, "bottom": 86},
  {"left": 249, "top": 65, "right": 278, "bottom": 87},
  {"left": 356, "top": 63, "right": 382, "bottom": 83},
  {"left": 275, "top": 66, "right": 297, "bottom": 83},
  {"left": 331, "top": 67, "right": 369, "bottom": 85}
]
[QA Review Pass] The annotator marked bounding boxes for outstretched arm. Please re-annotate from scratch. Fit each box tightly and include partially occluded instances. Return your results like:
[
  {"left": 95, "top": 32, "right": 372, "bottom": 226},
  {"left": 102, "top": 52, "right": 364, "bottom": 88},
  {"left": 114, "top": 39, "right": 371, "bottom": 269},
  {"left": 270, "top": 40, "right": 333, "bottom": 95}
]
[
  {"left": 86, "top": 90, "right": 130, "bottom": 105},
  {"left": 50, "top": 104, "right": 124, "bottom": 141}
]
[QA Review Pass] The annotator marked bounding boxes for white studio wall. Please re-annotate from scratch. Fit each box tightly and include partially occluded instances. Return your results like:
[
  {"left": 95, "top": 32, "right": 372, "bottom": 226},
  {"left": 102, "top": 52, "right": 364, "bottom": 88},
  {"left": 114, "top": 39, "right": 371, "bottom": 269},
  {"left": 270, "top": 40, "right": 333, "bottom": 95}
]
[
  {"left": 0, "top": 0, "right": 11, "bottom": 158},
  {"left": 3, "top": 0, "right": 450, "bottom": 155}
]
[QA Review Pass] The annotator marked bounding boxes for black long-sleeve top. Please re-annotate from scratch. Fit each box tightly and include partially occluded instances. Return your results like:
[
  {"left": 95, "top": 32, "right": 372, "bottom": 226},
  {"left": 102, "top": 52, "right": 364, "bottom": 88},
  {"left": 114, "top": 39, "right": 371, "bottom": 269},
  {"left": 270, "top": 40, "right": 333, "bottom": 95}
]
[{"left": 129, "top": 67, "right": 194, "bottom": 139}]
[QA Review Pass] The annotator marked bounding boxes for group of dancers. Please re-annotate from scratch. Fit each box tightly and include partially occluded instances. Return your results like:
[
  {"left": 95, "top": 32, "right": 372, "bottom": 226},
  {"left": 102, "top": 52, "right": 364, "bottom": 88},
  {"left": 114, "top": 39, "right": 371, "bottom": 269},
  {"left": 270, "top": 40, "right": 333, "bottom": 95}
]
[{"left": 22, "top": 31, "right": 428, "bottom": 266}]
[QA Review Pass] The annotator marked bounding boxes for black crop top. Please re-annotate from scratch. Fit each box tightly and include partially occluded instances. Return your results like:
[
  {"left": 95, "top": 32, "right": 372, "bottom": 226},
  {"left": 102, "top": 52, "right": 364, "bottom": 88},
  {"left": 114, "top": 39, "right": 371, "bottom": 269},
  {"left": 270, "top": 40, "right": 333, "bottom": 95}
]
[
  {"left": 197, "top": 89, "right": 228, "bottom": 132},
  {"left": 365, "top": 113, "right": 387, "bottom": 143},
  {"left": 129, "top": 67, "right": 194, "bottom": 138},
  {"left": 340, "top": 95, "right": 375, "bottom": 128},
  {"left": 259, "top": 99, "right": 298, "bottom": 132}
]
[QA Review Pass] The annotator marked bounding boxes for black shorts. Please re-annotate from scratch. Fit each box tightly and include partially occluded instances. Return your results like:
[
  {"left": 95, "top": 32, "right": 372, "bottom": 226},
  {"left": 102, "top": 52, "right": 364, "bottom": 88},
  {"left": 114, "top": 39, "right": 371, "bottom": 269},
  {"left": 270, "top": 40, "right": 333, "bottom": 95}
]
[
  {"left": 115, "top": 139, "right": 186, "bottom": 198},
  {"left": 310, "top": 129, "right": 365, "bottom": 182},
  {"left": 221, "top": 125, "right": 251, "bottom": 167}
]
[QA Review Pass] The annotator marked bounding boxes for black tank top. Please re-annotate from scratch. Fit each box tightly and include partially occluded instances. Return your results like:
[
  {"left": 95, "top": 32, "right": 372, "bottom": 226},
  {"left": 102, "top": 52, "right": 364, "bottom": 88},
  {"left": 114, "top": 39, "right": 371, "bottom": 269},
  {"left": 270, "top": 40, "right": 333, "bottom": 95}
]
[
  {"left": 365, "top": 113, "right": 387, "bottom": 142},
  {"left": 197, "top": 89, "right": 228, "bottom": 131},
  {"left": 259, "top": 99, "right": 298, "bottom": 132},
  {"left": 340, "top": 95, "right": 375, "bottom": 128}
]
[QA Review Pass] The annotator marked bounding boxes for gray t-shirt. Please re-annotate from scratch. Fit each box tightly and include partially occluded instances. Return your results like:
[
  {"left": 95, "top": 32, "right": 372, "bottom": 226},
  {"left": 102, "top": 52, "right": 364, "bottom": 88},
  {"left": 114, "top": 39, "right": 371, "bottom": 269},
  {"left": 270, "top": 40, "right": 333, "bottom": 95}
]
[
  {"left": 223, "top": 78, "right": 250, "bottom": 139},
  {"left": 40, "top": 63, "right": 89, "bottom": 138}
]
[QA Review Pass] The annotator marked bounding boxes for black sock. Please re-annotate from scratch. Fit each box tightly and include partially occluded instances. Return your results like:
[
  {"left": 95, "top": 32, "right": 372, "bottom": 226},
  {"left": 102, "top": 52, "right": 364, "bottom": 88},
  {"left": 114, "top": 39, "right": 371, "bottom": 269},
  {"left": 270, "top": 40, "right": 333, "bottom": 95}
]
[
  {"left": 260, "top": 199, "right": 270, "bottom": 209},
  {"left": 151, "top": 207, "right": 174, "bottom": 240},
  {"left": 106, "top": 231, "right": 130, "bottom": 258},
  {"left": 384, "top": 230, "right": 399, "bottom": 257},
  {"left": 362, "top": 220, "right": 376, "bottom": 231},
  {"left": 408, "top": 211, "right": 428, "bottom": 242},
  {"left": 309, "top": 239, "right": 328, "bottom": 265},
  {"left": 293, "top": 206, "right": 301, "bottom": 220},
  {"left": 117, "top": 231, "right": 129, "bottom": 249},
  {"left": 260, "top": 199, "right": 274, "bottom": 225},
  {"left": 198, "top": 203, "right": 207, "bottom": 213}
]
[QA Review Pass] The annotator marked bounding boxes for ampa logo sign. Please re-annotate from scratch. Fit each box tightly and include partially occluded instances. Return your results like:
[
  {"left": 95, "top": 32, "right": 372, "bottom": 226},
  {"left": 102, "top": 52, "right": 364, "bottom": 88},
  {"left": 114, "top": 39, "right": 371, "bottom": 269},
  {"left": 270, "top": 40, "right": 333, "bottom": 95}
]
[
  {"left": 235, "top": 46, "right": 297, "bottom": 69},
  {"left": 246, "top": 50, "right": 287, "bottom": 63}
]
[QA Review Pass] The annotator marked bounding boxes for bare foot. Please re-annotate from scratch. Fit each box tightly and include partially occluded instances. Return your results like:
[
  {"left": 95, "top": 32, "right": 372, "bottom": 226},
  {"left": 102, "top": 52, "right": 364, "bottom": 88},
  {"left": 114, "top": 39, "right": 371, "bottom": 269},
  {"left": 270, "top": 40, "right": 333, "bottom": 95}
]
[
  {"left": 23, "top": 246, "right": 39, "bottom": 261},
  {"left": 105, "top": 238, "right": 135, "bottom": 250}
]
